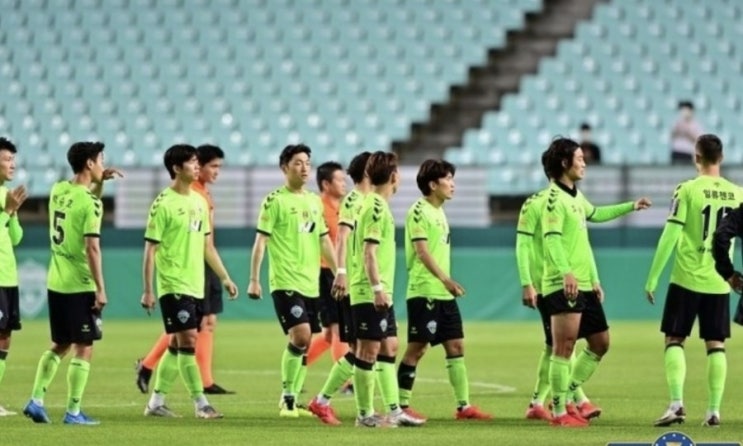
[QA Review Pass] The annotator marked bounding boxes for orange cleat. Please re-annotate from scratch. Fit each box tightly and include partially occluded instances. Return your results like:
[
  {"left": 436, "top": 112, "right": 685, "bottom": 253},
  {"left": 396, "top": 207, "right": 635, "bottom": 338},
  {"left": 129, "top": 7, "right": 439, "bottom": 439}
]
[
  {"left": 525, "top": 404, "right": 552, "bottom": 421},
  {"left": 455, "top": 405, "right": 493, "bottom": 420},
  {"left": 550, "top": 413, "right": 589, "bottom": 427},
  {"left": 308, "top": 398, "right": 341, "bottom": 426},
  {"left": 578, "top": 401, "right": 602, "bottom": 420},
  {"left": 566, "top": 403, "right": 585, "bottom": 420},
  {"left": 402, "top": 407, "right": 428, "bottom": 422}
]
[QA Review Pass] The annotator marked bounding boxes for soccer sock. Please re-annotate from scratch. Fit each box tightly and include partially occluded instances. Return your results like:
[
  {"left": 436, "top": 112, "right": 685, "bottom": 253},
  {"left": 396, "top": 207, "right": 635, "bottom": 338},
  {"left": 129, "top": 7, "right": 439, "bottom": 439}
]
[
  {"left": 292, "top": 355, "right": 308, "bottom": 396},
  {"left": 0, "top": 350, "right": 7, "bottom": 387},
  {"left": 66, "top": 358, "right": 90, "bottom": 416},
  {"left": 375, "top": 355, "right": 400, "bottom": 412},
  {"left": 318, "top": 352, "right": 355, "bottom": 403},
  {"left": 281, "top": 343, "right": 304, "bottom": 399},
  {"left": 568, "top": 348, "right": 601, "bottom": 396},
  {"left": 331, "top": 336, "right": 348, "bottom": 362},
  {"left": 195, "top": 329, "right": 214, "bottom": 388},
  {"left": 706, "top": 348, "right": 726, "bottom": 413},
  {"left": 31, "top": 350, "right": 61, "bottom": 404},
  {"left": 447, "top": 355, "right": 470, "bottom": 409},
  {"left": 568, "top": 349, "right": 588, "bottom": 404},
  {"left": 149, "top": 347, "right": 179, "bottom": 408},
  {"left": 397, "top": 362, "right": 417, "bottom": 408},
  {"left": 177, "top": 347, "right": 206, "bottom": 403},
  {"left": 664, "top": 343, "right": 685, "bottom": 406},
  {"left": 531, "top": 345, "right": 552, "bottom": 406},
  {"left": 142, "top": 333, "right": 171, "bottom": 370},
  {"left": 353, "top": 358, "right": 375, "bottom": 418},
  {"left": 549, "top": 355, "right": 570, "bottom": 416},
  {"left": 307, "top": 336, "right": 331, "bottom": 366}
]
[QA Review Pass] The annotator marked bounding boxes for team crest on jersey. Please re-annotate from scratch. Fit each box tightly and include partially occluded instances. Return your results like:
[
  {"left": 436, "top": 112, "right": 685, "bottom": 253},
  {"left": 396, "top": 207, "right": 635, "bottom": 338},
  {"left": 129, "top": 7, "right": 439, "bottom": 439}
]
[
  {"left": 379, "top": 317, "right": 388, "bottom": 333},
  {"left": 290, "top": 305, "right": 303, "bottom": 318},
  {"left": 177, "top": 310, "right": 190, "bottom": 323},
  {"left": 426, "top": 320, "right": 437, "bottom": 334}
]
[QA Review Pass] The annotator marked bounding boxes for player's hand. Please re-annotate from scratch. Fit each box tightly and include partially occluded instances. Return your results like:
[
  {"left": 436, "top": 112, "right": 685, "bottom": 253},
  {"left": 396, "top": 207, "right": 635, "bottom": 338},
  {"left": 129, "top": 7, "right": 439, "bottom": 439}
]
[
  {"left": 101, "top": 168, "right": 124, "bottom": 182},
  {"left": 443, "top": 277, "right": 465, "bottom": 297},
  {"left": 4, "top": 185, "right": 28, "bottom": 215},
  {"left": 331, "top": 273, "right": 347, "bottom": 300},
  {"left": 645, "top": 290, "right": 655, "bottom": 305},
  {"left": 247, "top": 279, "right": 262, "bottom": 300},
  {"left": 593, "top": 283, "right": 605, "bottom": 303},
  {"left": 522, "top": 285, "right": 537, "bottom": 309},
  {"left": 222, "top": 278, "right": 238, "bottom": 300},
  {"left": 633, "top": 197, "right": 652, "bottom": 210},
  {"left": 563, "top": 273, "right": 578, "bottom": 300},
  {"left": 92, "top": 289, "right": 107, "bottom": 312},
  {"left": 373, "top": 290, "right": 391, "bottom": 312},
  {"left": 727, "top": 272, "right": 743, "bottom": 294},
  {"left": 141, "top": 291, "right": 156, "bottom": 315}
]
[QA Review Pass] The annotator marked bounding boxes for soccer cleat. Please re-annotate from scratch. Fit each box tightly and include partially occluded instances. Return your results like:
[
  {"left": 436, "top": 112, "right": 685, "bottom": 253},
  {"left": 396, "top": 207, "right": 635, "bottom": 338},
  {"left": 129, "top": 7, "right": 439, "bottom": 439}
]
[
  {"left": 295, "top": 403, "right": 314, "bottom": 418},
  {"left": 702, "top": 414, "right": 720, "bottom": 427},
  {"left": 653, "top": 406, "right": 686, "bottom": 427},
  {"left": 388, "top": 409, "right": 426, "bottom": 426},
  {"left": 204, "top": 383, "right": 236, "bottom": 395},
  {"left": 525, "top": 404, "right": 552, "bottom": 421},
  {"left": 144, "top": 404, "right": 181, "bottom": 417},
  {"left": 63, "top": 411, "right": 100, "bottom": 425},
  {"left": 134, "top": 359, "right": 152, "bottom": 394},
  {"left": 566, "top": 403, "right": 585, "bottom": 420},
  {"left": 355, "top": 414, "right": 397, "bottom": 428},
  {"left": 195, "top": 405, "right": 223, "bottom": 419},
  {"left": 0, "top": 404, "right": 18, "bottom": 416},
  {"left": 23, "top": 400, "right": 51, "bottom": 424},
  {"left": 279, "top": 398, "right": 299, "bottom": 418},
  {"left": 550, "top": 413, "right": 589, "bottom": 427},
  {"left": 308, "top": 397, "right": 341, "bottom": 425},
  {"left": 456, "top": 405, "right": 493, "bottom": 420},
  {"left": 402, "top": 406, "right": 428, "bottom": 421},
  {"left": 577, "top": 401, "right": 602, "bottom": 420}
]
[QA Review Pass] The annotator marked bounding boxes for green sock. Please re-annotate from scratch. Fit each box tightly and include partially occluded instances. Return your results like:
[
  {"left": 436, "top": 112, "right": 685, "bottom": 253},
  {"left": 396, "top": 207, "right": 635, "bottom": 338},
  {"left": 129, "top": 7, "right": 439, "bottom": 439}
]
[
  {"left": 707, "top": 348, "right": 726, "bottom": 412},
  {"left": 531, "top": 346, "right": 552, "bottom": 405},
  {"left": 446, "top": 356, "right": 470, "bottom": 408},
  {"left": 292, "top": 355, "right": 308, "bottom": 396},
  {"left": 568, "top": 349, "right": 588, "bottom": 404},
  {"left": 353, "top": 360, "right": 376, "bottom": 418},
  {"left": 66, "top": 358, "right": 90, "bottom": 415},
  {"left": 177, "top": 348, "right": 204, "bottom": 400},
  {"left": 568, "top": 349, "right": 601, "bottom": 397},
  {"left": 0, "top": 351, "right": 7, "bottom": 387},
  {"left": 31, "top": 350, "right": 61, "bottom": 402},
  {"left": 281, "top": 344, "right": 303, "bottom": 397},
  {"left": 153, "top": 349, "right": 180, "bottom": 395},
  {"left": 319, "top": 354, "right": 354, "bottom": 399},
  {"left": 549, "top": 355, "right": 570, "bottom": 415},
  {"left": 664, "top": 344, "right": 685, "bottom": 403},
  {"left": 375, "top": 356, "right": 400, "bottom": 412}
]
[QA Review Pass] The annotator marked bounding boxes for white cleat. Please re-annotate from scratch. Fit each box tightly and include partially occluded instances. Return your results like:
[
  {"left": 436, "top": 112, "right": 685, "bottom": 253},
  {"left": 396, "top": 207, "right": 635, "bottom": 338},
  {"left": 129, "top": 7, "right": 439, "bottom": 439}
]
[
  {"left": 144, "top": 405, "right": 181, "bottom": 418},
  {"left": 0, "top": 405, "right": 17, "bottom": 416}
]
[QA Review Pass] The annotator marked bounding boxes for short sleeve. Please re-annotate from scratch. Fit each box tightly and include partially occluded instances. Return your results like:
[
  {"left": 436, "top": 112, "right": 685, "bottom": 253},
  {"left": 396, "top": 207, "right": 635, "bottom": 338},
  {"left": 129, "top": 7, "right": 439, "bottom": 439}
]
[
  {"left": 516, "top": 196, "right": 539, "bottom": 236},
  {"left": 83, "top": 197, "right": 103, "bottom": 237},
  {"left": 361, "top": 200, "right": 383, "bottom": 244},
  {"left": 668, "top": 183, "right": 687, "bottom": 225},
  {"left": 406, "top": 206, "right": 428, "bottom": 242},
  {"left": 339, "top": 194, "right": 356, "bottom": 228},
  {"left": 542, "top": 196, "right": 565, "bottom": 237},
  {"left": 145, "top": 199, "right": 166, "bottom": 243},
  {"left": 257, "top": 193, "right": 278, "bottom": 236}
]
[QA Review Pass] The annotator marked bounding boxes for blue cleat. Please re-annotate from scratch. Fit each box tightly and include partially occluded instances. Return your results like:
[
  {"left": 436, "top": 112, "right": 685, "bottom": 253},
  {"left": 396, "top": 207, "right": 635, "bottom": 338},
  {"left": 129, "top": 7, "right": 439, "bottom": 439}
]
[
  {"left": 63, "top": 411, "right": 100, "bottom": 425},
  {"left": 23, "top": 400, "right": 51, "bottom": 424}
]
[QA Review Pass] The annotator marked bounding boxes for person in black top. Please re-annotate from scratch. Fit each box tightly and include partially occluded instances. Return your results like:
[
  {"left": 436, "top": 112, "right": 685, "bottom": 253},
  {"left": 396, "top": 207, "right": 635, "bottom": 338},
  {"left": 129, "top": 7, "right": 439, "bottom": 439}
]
[{"left": 711, "top": 205, "right": 743, "bottom": 324}]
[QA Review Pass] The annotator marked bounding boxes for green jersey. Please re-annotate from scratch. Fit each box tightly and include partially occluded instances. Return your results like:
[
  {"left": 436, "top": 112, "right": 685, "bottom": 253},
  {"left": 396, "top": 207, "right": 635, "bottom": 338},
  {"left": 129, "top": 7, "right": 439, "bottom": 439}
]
[
  {"left": 47, "top": 181, "right": 103, "bottom": 293},
  {"left": 339, "top": 189, "right": 364, "bottom": 273},
  {"left": 145, "top": 187, "right": 211, "bottom": 299},
  {"left": 256, "top": 186, "right": 328, "bottom": 298},
  {"left": 541, "top": 182, "right": 596, "bottom": 295},
  {"left": 405, "top": 198, "right": 451, "bottom": 300},
  {"left": 0, "top": 186, "right": 23, "bottom": 287},
  {"left": 516, "top": 189, "right": 549, "bottom": 294},
  {"left": 667, "top": 176, "right": 743, "bottom": 294},
  {"left": 349, "top": 192, "right": 395, "bottom": 305}
]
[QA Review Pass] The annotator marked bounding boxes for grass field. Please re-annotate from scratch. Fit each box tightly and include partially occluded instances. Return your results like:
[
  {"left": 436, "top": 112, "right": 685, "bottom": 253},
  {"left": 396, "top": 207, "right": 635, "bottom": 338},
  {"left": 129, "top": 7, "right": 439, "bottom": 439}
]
[{"left": 0, "top": 320, "right": 741, "bottom": 445}]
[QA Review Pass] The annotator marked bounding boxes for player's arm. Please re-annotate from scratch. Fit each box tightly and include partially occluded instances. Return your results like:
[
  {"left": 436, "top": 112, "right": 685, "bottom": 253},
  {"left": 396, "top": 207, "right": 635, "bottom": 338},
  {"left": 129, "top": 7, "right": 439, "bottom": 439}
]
[
  {"left": 84, "top": 198, "right": 106, "bottom": 309},
  {"left": 336, "top": 223, "right": 352, "bottom": 272},
  {"left": 645, "top": 185, "right": 686, "bottom": 301},
  {"left": 142, "top": 199, "right": 164, "bottom": 312},
  {"left": 320, "top": 233, "right": 337, "bottom": 273},
  {"left": 515, "top": 201, "right": 537, "bottom": 288},
  {"left": 248, "top": 195, "right": 277, "bottom": 299},
  {"left": 712, "top": 204, "right": 743, "bottom": 282},
  {"left": 142, "top": 241, "right": 157, "bottom": 296},
  {"left": 8, "top": 213, "right": 23, "bottom": 246},
  {"left": 90, "top": 168, "right": 124, "bottom": 198},
  {"left": 85, "top": 236, "right": 105, "bottom": 294}
]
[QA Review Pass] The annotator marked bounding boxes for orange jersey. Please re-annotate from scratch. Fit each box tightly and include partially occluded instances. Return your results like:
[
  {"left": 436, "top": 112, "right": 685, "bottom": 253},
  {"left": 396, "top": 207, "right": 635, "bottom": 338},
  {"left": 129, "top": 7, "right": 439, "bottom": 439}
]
[
  {"left": 320, "top": 194, "right": 339, "bottom": 268},
  {"left": 191, "top": 180, "right": 215, "bottom": 231}
]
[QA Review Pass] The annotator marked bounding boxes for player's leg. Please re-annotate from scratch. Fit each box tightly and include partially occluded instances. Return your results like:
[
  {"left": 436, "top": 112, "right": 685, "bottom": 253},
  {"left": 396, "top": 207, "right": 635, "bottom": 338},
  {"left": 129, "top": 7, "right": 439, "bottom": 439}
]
[
  {"left": 570, "top": 292, "right": 608, "bottom": 420},
  {"left": 307, "top": 269, "right": 337, "bottom": 367},
  {"left": 136, "top": 333, "right": 170, "bottom": 393},
  {"left": 699, "top": 293, "right": 730, "bottom": 427},
  {"left": 307, "top": 326, "right": 332, "bottom": 366},
  {"left": 0, "top": 286, "right": 21, "bottom": 416},
  {"left": 291, "top": 296, "right": 321, "bottom": 414},
  {"left": 200, "top": 269, "right": 232, "bottom": 395},
  {"left": 272, "top": 291, "right": 312, "bottom": 417},
  {"left": 145, "top": 336, "right": 181, "bottom": 417},
  {"left": 329, "top": 324, "right": 348, "bottom": 361},
  {"left": 397, "top": 297, "right": 431, "bottom": 414},
  {"left": 526, "top": 294, "right": 553, "bottom": 420},
  {"left": 353, "top": 303, "right": 393, "bottom": 428}
]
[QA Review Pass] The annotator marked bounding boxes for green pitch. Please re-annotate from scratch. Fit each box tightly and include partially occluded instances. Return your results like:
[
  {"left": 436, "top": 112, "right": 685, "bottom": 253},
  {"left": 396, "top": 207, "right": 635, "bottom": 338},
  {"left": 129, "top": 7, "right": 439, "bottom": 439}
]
[{"left": 1, "top": 321, "right": 741, "bottom": 445}]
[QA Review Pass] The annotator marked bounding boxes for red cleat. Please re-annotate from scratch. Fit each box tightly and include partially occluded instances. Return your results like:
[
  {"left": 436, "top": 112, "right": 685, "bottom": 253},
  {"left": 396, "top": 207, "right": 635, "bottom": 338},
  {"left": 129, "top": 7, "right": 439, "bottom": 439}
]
[
  {"left": 550, "top": 413, "right": 589, "bottom": 427},
  {"left": 578, "top": 401, "right": 602, "bottom": 420},
  {"left": 308, "top": 398, "right": 341, "bottom": 426},
  {"left": 402, "top": 406, "right": 428, "bottom": 421},
  {"left": 566, "top": 403, "right": 585, "bottom": 420},
  {"left": 525, "top": 404, "right": 552, "bottom": 421},
  {"left": 455, "top": 405, "right": 493, "bottom": 420}
]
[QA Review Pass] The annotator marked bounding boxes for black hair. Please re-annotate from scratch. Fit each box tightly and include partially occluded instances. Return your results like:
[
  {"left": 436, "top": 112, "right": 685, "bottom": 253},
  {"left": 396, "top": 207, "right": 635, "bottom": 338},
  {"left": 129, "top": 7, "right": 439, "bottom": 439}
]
[
  {"left": 416, "top": 159, "right": 456, "bottom": 196},
  {"left": 316, "top": 161, "right": 343, "bottom": 191},
  {"left": 696, "top": 134, "right": 723, "bottom": 164},
  {"left": 365, "top": 151, "right": 398, "bottom": 186},
  {"left": 579, "top": 122, "right": 591, "bottom": 131},
  {"left": 0, "top": 137, "right": 17, "bottom": 153},
  {"left": 67, "top": 141, "right": 104, "bottom": 174},
  {"left": 541, "top": 149, "right": 550, "bottom": 179},
  {"left": 543, "top": 137, "right": 581, "bottom": 181},
  {"left": 347, "top": 151, "right": 371, "bottom": 184},
  {"left": 163, "top": 144, "right": 197, "bottom": 179},
  {"left": 279, "top": 144, "right": 311, "bottom": 167},
  {"left": 196, "top": 144, "right": 225, "bottom": 165},
  {"left": 678, "top": 100, "right": 694, "bottom": 110}
]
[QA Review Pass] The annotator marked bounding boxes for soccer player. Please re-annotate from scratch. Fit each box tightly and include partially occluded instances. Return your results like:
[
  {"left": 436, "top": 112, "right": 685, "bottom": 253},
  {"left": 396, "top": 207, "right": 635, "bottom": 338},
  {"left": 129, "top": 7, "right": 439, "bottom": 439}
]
[
  {"left": 541, "top": 138, "right": 650, "bottom": 427},
  {"left": 247, "top": 144, "right": 338, "bottom": 418},
  {"left": 308, "top": 152, "right": 371, "bottom": 425},
  {"left": 135, "top": 144, "right": 234, "bottom": 395},
  {"left": 23, "top": 142, "right": 120, "bottom": 425},
  {"left": 141, "top": 144, "right": 237, "bottom": 419},
  {"left": 646, "top": 134, "right": 741, "bottom": 428},
  {"left": 0, "top": 137, "right": 27, "bottom": 416},
  {"left": 349, "top": 151, "right": 424, "bottom": 428},
  {"left": 396, "top": 159, "right": 491, "bottom": 420}
]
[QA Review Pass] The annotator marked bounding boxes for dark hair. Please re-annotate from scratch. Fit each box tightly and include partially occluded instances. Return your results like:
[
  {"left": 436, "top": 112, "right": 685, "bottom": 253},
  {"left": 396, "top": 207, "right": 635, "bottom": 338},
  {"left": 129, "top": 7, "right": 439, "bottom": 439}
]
[
  {"left": 541, "top": 149, "right": 550, "bottom": 179},
  {"left": 347, "top": 151, "right": 371, "bottom": 184},
  {"left": 316, "top": 161, "right": 343, "bottom": 191},
  {"left": 164, "top": 144, "right": 197, "bottom": 179},
  {"left": 543, "top": 137, "right": 581, "bottom": 180},
  {"left": 279, "top": 144, "right": 311, "bottom": 167},
  {"left": 196, "top": 144, "right": 225, "bottom": 165},
  {"left": 365, "top": 151, "right": 398, "bottom": 186},
  {"left": 0, "top": 137, "right": 17, "bottom": 153},
  {"left": 67, "top": 141, "right": 104, "bottom": 174},
  {"left": 416, "top": 159, "right": 455, "bottom": 196},
  {"left": 678, "top": 100, "right": 694, "bottom": 110},
  {"left": 696, "top": 134, "right": 723, "bottom": 164},
  {"left": 579, "top": 122, "right": 591, "bottom": 131}
]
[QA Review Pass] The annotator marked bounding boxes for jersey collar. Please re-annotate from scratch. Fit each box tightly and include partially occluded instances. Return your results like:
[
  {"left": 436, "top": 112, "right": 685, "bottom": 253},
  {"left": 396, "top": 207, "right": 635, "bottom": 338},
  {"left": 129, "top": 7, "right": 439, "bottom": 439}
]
[{"left": 554, "top": 180, "right": 578, "bottom": 197}]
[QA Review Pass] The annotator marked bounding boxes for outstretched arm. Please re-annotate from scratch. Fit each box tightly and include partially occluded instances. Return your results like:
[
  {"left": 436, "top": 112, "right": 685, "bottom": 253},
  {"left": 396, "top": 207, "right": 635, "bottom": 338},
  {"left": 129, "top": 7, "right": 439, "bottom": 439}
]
[{"left": 644, "top": 222, "right": 683, "bottom": 293}]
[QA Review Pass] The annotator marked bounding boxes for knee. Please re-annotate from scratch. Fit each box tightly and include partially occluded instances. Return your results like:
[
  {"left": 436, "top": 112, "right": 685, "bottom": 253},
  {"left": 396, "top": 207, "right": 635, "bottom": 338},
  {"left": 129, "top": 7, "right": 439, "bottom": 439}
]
[
  {"left": 380, "top": 337, "right": 398, "bottom": 357},
  {"left": 356, "top": 342, "right": 380, "bottom": 364},
  {"left": 553, "top": 337, "right": 577, "bottom": 358},
  {"left": 201, "top": 315, "right": 216, "bottom": 332},
  {"left": 444, "top": 340, "right": 464, "bottom": 357},
  {"left": 51, "top": 343, "right": 71, "bottom": 357},
  {"left": 290, "top": 332, "right": 312, "bottom": 350},
  {"left": 322, "top": 328, "right": 333, "bottom": 344},
  {"left": 404, "top": 345, "right": 426, "bottom": 364}
]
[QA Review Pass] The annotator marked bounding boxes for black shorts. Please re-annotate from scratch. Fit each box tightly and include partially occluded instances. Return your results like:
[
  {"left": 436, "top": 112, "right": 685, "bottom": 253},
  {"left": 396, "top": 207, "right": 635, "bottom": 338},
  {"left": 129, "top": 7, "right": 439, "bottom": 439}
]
[
  {"left": 406, "top": 297, "right": 463, "bottom": 346},
  {"left": 159, "top": 294, "right": 203, "bottom": 334},
  {"left": 352, "top": 302, "right": 397, "bottom": 341},
  {"left": 201, "top": 264, "right": 224, "bottom": 316},
  {"left": 337, "top": 296, "right": 355, "bottom": 344},
  {"left": 318, "top": 268, "right": 339, "bottom": 327},
  {"left": 0, "top": 286, "right": 21, "bottom": 332},
  {"left": 272, "top": 291, "right": 321, "bottom": 335},
  {"left": 48, "top": 290, "right": 101, "bottom": 344},
  {"left": 536, "top": 294, "right": 551, "bottom": 346},
  {"left": 543, "top": 290, "right": 609, "bottom": 339},
  {"left": 661, "top": 283, "right": 730, "bottom": 341}
]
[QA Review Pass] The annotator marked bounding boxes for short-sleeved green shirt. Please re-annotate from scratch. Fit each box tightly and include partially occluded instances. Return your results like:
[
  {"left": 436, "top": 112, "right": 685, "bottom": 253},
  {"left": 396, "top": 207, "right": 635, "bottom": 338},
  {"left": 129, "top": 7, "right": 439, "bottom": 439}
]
[
  {"left": 0, "top": 186, "right": 21, "bottom": 287},
  {"left": 349, "top": 192, "right": 396, "bottom": 305},
  {"left": 667, "top": 176, "right": 743, "bottom": 294},
  {"left": 47, "top": 181, "right": 103, "bottom": 293},
  {"left": 257, "top": 186, "right": 328, "bottom": 298},
  {"left": 145, "top": 187, "right": 211, "bottom": 299},
  {"left": 517, "top": 188, "right": 549, "bottom": 294},
  {"left": 541, "top": 182, "right": 595, "bottom": 295},
  {"left": 338, "top": 189, "right": 364, "bottom": 272},
  {"left": 405, "top": 198, "right": 451, "bottom": 300}
]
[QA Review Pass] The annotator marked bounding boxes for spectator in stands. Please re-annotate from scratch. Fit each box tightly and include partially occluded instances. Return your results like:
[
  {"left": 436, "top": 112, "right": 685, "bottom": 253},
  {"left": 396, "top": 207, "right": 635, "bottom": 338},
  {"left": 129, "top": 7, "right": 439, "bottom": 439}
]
[
  {"left": 670, "top": 101, "right": 703, "bottom": 164},
  {"left": 579, "top": 123, "right": 601, "bottom": 165}
]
